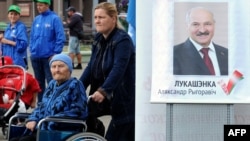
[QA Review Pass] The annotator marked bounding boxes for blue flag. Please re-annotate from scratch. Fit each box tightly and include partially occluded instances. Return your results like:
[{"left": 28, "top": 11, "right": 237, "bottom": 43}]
[{"left": 126, "top": 0, "right": 136, "bottom": 46}]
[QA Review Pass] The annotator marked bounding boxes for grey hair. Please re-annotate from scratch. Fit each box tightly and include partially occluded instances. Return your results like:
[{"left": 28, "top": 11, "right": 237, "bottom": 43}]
[{"left": 185, "top": 7, "right": 215, "bottom": 25}]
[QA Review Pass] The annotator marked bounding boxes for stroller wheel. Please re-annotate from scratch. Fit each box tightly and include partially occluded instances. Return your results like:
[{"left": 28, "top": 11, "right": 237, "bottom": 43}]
[
  {"left": 1, "top": 123, "right": 6, "bottom": 136},
  {"left": 3, "top": 126, "right": 8, "bottom": 139},
  {"left": 0, "top": 117, "right": 6, "bottom": 136}
]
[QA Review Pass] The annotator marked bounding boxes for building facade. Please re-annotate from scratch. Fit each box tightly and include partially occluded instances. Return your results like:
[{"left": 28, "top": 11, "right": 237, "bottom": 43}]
[{"left": 0, "top": 0, "right": 119, "bottom": 29}]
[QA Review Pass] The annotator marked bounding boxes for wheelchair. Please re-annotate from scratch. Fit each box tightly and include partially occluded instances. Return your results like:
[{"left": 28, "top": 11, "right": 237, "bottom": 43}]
[{"left": 7, "top": 113, "right": 107, "bottom": 141}]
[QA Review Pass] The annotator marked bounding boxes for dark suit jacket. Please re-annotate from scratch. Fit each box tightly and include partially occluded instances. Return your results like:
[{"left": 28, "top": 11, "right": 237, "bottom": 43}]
[{"left": 173, "top": 39, "right": 228, "bottom": 75}]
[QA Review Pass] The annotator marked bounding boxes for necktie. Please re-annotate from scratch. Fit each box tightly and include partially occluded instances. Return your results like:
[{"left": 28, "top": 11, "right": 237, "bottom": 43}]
[{"left": 200, "top": 48, "right": 215, "bottom": 75}]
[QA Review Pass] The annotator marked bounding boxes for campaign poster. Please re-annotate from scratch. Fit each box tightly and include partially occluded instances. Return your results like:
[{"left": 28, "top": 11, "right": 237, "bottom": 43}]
[{"left": 151, "top": 0, "right": 250, "bottom": 103}]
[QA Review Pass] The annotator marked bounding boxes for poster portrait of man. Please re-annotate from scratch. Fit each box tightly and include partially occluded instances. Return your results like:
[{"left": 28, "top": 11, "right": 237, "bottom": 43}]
[
  {"left": 151, "top": 0, "right": 250, "bottom": 104},
  {"left": 173, "top": 3, "right": 228, "bottom": 76}
]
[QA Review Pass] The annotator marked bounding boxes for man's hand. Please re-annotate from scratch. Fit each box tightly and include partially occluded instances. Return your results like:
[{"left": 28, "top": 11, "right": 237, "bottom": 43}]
[
  {"left": 0, "top": 33, "right": 3, "bottom": 41},
  {"left": 1, "top": 38, "right": 16, "bottom": 46}
]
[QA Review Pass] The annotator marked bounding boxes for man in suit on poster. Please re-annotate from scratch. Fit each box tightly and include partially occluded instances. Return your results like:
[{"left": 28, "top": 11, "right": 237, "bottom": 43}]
[{"left": 173, "top": 7, "right": 228, "bottom": 76}]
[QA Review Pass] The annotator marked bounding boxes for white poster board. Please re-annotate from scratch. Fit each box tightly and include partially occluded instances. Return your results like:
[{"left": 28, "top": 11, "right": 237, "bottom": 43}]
[
  {"left": 136, "top": 0, "right": 167, "bottom": 140},
  {"left": 136, "top": 0, "right": 250, "bottom": 141},
  {"left": 151, "top": 0, "right": 250, "bottom": 103}
]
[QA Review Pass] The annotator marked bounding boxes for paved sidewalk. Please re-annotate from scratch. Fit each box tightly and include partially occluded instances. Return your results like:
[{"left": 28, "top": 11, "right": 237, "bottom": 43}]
[{"left": 0, "top": 60, "right": 111, "bottom": 141}]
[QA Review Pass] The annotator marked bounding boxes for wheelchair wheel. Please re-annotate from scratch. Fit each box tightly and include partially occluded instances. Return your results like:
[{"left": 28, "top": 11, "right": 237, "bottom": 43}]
[{"left": 65, "top": 132, "right": 106, "bottom": 141}]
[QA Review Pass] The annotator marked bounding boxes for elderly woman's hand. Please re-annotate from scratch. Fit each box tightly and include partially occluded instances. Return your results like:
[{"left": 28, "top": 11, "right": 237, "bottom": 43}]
[{"left": 26, "top": 121, "right": 37, "bottom": 131}]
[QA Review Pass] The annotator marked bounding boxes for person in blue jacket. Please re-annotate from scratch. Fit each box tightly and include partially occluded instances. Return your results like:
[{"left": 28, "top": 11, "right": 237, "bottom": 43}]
[
  {"left": 0, "top": 5, "right": 28, "bottom": 68},
  {"left": 30, "top": 0, "right": 66, "bottom": 103},
  {"left": 10, "top": 54, "right": 88, "bottom": 141},
  {"left": 79, "top": 2, "right": 135, "bottom": 141}
]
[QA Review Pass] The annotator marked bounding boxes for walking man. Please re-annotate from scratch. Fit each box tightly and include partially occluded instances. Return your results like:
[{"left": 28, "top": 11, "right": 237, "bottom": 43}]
[{"left": 65, "top": 6, "right": 83, "bottom": 69}]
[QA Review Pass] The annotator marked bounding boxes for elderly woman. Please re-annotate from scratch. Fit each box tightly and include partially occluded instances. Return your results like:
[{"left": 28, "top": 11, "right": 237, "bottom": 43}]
[
  {"left": 0, "top": 5, "right": 28, "bottom": 68},
  {"left": 10, "top": 54, "right": 88, "bottom": 141},
  {"left": 79, "top": 2, "right": 135, "bottom": 141}
]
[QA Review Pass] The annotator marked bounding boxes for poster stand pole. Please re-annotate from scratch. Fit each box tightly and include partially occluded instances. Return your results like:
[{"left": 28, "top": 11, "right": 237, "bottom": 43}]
[{"left": 166, "top": 103, "right": 234, "bottom": 141}]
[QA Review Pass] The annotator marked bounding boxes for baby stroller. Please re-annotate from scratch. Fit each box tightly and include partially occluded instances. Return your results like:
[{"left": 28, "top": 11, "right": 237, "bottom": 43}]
[
  {"left": 0, "top": 56, "right": 39, "bottom": 138},
  {"left": 0, "top": 57, "right": 27, "bottom": 136}
]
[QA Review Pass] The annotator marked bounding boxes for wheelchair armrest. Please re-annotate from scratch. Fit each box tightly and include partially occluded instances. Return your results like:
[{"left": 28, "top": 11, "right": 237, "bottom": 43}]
[
  {"left": 37, "top": 116, "right": 87, "bottom": 132},
  {"left": 44, "top": 116, "right": 85, "bottom": 121},
  {"left": 8, "top": 112, "right": 31, "bottom": 125},
  {"left": 8, "top": 112, "right": 31, "bottom": 140},
  {"left": 36, "top": 116, "right": 87, "bottom": 141},
  {"left": 12, "top": 112, "right": 31, "bottom": 117}
]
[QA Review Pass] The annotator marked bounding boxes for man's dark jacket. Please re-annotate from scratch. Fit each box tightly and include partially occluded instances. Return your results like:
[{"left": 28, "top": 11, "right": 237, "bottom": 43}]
[{"left": 174, "top": 39, "right": 228, "bottom": 75}]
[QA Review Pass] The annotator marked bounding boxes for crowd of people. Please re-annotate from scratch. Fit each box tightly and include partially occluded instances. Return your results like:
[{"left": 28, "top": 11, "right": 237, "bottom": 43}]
[{"left": 0, "top": 1, "right": 135, "bottom": 141}]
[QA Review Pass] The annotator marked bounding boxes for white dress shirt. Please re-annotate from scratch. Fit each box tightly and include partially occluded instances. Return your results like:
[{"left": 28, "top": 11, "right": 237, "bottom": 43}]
[{"left": 189, "top": 38, "right": 220, "bottom": 76}]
